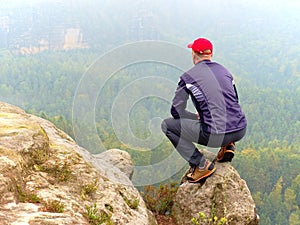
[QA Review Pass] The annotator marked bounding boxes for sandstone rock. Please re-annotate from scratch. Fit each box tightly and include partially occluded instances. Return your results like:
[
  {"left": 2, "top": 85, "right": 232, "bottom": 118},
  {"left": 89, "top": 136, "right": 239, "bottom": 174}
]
[
  {"left": 95, "top": 149, "right": 134, "bottom": 180},
  {"left": 172, "top": 149, "right": 259, "bottom": 225},
  {"left": 0, "top": 102, "right": 157, "bottom": 225}
]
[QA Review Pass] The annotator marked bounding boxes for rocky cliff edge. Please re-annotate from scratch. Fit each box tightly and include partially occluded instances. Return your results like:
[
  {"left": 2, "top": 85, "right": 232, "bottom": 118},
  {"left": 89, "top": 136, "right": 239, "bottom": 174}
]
[
  {"left": 0, "top": 102, "right": 156, "bottom": 225},
  {"left": 172, "top": 149, "right": 259, "bottom": 225}
]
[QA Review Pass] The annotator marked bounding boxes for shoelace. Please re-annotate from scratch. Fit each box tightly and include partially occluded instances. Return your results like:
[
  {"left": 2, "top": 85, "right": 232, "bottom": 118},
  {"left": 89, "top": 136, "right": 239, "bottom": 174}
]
[{"left": 190, "top": 166, "right": 196, "bottom": 175}]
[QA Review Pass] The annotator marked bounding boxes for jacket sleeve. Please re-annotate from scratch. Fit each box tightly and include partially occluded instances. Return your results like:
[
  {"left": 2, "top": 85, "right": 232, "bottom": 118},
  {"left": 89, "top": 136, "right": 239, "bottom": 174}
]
[{"left": 171, "top": 79, "right": 198, "bottom": 120}]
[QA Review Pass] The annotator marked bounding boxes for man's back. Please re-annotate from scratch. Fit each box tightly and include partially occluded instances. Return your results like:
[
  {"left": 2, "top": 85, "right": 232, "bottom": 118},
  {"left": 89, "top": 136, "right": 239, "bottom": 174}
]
[{"left": 180, "top": 60, "right": 247, "bottom": 134}]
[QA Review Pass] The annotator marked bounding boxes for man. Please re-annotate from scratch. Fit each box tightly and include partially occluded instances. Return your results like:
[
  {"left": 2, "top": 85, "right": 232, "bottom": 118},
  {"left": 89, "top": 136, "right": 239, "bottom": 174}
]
[{"left": 161, "top": 37, "right": 247, "bottom": 183}]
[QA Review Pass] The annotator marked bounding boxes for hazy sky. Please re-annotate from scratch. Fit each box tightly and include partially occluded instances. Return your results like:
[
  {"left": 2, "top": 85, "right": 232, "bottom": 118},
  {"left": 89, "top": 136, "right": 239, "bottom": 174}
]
[
  {"left": 1, "top": 0, "right": 299, "bottom": 53},
  {"left": 1, "top": 0, "right": 299, "bottom": 10}
]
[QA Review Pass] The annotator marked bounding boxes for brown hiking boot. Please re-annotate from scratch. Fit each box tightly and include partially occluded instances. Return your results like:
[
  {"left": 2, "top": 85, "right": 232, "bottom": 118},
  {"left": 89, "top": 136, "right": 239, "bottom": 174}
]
[
  {"left": 216, "top": 142, "right": 235, "bottom": 162},
  {"left": 186, "top": 160, "right": 216, "bottom": 183}
]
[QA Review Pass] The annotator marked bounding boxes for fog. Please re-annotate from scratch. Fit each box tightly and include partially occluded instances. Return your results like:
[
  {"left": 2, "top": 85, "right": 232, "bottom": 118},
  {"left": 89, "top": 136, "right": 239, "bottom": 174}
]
[{"left": 1, "top": 0, "right": 299, "bottom": 49}]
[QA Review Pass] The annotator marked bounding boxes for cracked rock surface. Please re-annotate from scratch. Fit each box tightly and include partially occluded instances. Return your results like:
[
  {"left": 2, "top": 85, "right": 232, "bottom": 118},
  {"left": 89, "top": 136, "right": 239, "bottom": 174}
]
[
  {"left": 172, "top": 149, "right": 259, "bottom": 225},
  {"left": 0, "top": 102, "right": 157, "bottom": 225}
]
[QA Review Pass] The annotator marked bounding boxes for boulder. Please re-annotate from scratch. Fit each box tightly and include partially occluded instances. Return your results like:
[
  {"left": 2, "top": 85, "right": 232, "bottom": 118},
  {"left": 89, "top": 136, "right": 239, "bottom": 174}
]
[
  {"left": 0, "top": 102, "right": 157, "bottom": 225},
  {"left": 172, "top": 149, "right": 259, "bottom": 225},
  {"left": 95, "top": 149, "right": 134, "bottom": 180}
]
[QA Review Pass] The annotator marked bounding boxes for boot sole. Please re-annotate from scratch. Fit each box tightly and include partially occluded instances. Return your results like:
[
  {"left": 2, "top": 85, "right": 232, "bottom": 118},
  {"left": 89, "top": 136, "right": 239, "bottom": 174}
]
[
  {"left": 217, "top": 150, "right": 234, "bottom": 162},
  {"left": 187, "top": 167, "right": 216, "bottom": 183}
]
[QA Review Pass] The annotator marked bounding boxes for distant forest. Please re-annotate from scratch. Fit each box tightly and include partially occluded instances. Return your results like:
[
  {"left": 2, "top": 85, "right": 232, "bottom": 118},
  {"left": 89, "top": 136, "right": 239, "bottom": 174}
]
[{"left": 0, "top": 1, "right": 300, "bottom": 224}]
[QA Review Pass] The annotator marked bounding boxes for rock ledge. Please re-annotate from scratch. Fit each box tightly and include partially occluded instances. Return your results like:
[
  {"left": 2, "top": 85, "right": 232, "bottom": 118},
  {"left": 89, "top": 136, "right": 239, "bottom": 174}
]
[
  {"left": 172, "top": 150, "right": 259, "bottom": 225},
  {"left": 0, "top": 102, "right": 156, "bottom": 225}
]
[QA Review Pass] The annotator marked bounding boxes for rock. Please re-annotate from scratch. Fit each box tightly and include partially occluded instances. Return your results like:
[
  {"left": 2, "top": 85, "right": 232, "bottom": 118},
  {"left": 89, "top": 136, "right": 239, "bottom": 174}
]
[
  {"left": 95, "top": 149, "right": 134, "bottom": 180},
  {"left": 0, "top": 102, "right": 157, "bottom": 225},
  {"left": 172, "top": 149, "right": 259, "bottom": 225}
]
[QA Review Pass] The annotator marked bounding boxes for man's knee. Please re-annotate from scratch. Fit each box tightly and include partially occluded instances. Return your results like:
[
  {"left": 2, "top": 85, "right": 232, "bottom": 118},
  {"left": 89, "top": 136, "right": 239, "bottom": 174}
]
[
  {"left": 161, "top": 118, "right": 169, "bottom": 134},
  {"left": 161, "top": 117, "right": 174, "bottom": 134}
]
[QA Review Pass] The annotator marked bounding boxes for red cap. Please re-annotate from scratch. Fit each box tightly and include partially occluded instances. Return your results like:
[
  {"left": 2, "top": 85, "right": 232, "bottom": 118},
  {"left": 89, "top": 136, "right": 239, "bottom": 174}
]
[{"left": 187, "top": 38, "right": 213, "bottom": 54}]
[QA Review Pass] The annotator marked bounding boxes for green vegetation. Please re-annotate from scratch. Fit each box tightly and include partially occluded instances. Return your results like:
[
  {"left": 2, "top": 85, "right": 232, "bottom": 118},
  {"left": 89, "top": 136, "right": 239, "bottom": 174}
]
[
  {"left": 43, "top": 199, "right": 65, "bottom": 213},
  {"left": 119, "top": 191, "right": 139, "bottom": 210},
  {"left": 141, "top": 182, "right": 178, "bottom": 215},
  {"left": 26, "top": 148, "right": 50, "bottom": 172},
  {"left": 80, "top": 180, "right": 99, "bottom": 200},
  {"left": 84, "top": 203, "right": 113, "bottom": 225},
  {"left": 38, "top": 160, "right": 73, "bottom": 182},
  {"left": 234, "top": 146, "right": 300, "bottom": 225},
  {"left": 105, "top": 204, "right": 114, "bottom": 213},
  {"left": 125, "top": 198, "right": 139, "bottom": 210},
  {"left": 191, "top": 212, "right": 227, "bottom": 225},
  {"left": 16, "top": 183, "right": 64, "bottom": 213},
  {"left": 16, "top": 184, "right": 41, "bottom": 203}
]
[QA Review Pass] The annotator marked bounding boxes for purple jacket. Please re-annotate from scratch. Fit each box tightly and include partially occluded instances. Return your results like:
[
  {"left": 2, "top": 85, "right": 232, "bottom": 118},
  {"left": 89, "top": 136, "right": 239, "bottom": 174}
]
[{"left": 171, "top": 60, "right": 247, "bottom": 134}]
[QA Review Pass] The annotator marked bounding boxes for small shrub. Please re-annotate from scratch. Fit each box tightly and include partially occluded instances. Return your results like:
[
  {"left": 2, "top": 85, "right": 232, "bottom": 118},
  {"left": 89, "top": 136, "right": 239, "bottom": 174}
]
[
  {"left": 53, "top": 162, "right": 72, "bottom": 182},
  {"left": 43, "top": 199, "right": 64, "bottom": 213},
  {"left": 80, "top": 180, "right": 98, "bottom": 200},
  {"left": 84, "top": 203, "right": 113, "bottom": 225},
  {"left": 126, "top": 198, "right": 139, "bottom": 209},
  {"left": 16, "top": 184, "right": 41, "bottom": 203},
  {"left": 191, "top": 212, "right": 227, "bottom": 225},
  {"left": 141, "top": 182, "right": 178, "bottom": 215},
  {"left": 40, "top": 161, "right": 73, "bottom": 182},
  {"left": 105, "top": 204, "right": 114, "bottom": 212},
  {"left": 30, "top": 148, "right": 49, "bottom": 165},
  {"left": 119, "top": 191, "right": 139, "bottom": 209}
]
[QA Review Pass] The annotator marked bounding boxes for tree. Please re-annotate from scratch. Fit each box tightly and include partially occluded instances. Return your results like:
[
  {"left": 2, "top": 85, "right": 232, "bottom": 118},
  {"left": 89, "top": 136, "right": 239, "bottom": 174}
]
[
  {"left": 289, "top": 211, "right": 300, "bottom": 225},
  {"left": 285, "top": 188, "right": 298, "bottom": 213}
]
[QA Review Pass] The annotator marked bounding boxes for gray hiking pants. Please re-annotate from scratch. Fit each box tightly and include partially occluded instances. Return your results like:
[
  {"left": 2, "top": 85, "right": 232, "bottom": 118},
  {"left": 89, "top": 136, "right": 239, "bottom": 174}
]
[{"left": 161, "top": 118, "right": 246, "bottom": 167}]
